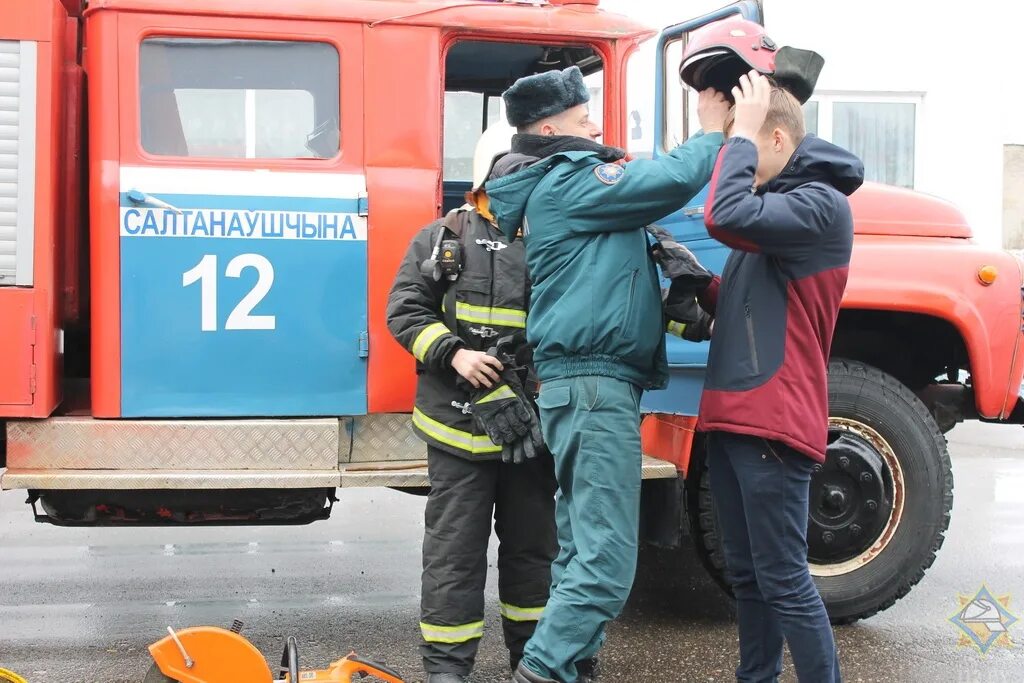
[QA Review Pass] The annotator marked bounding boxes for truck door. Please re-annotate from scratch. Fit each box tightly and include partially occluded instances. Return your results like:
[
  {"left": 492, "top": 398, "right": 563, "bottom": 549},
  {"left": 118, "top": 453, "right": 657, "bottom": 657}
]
[
  {"left": 641, "top": 0, "right": 763, "bottom": 416},
  {"left": 108, "top": 14, "right": 365, "bottom": 417}
]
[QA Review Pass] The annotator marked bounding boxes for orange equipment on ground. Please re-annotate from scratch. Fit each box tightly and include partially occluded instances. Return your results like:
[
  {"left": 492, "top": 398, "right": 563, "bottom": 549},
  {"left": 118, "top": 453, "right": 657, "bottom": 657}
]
[{"left": 145, "top": 623, "right": 404, "bottom": 683}]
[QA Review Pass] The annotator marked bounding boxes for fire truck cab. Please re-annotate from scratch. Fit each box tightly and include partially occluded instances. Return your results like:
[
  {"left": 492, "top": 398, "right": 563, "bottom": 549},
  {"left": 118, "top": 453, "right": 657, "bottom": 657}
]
[{"left": 3, "top": 0, "right": 1023, "bottom": 625}]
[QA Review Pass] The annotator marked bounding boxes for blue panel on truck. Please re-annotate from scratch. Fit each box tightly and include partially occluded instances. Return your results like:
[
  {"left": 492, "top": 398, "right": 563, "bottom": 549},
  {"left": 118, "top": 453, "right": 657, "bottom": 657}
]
[
  {"left": 640, "top": 217, "right": 733, "bottom": 416},
  {"left": 118, "top": 167, "right": 368, "bottom": 417},
  {"left": 640, "top": 365, "right": 706, "bottom": 416}
]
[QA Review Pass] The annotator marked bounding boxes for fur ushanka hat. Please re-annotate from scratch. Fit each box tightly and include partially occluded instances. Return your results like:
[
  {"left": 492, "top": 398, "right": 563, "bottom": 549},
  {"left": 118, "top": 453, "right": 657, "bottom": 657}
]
[{"left": 502, "top": 66, "right": 590, "bottom": 128}]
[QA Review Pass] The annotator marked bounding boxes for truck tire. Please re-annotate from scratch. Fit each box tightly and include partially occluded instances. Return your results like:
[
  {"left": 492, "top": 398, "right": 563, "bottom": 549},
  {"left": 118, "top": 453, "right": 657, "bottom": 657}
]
[
  {"left": 685, "top": 441, "right": 731, "bottom": 596},
  {"left": 688, "top": 359, "right": 954, "bottom": 624}
]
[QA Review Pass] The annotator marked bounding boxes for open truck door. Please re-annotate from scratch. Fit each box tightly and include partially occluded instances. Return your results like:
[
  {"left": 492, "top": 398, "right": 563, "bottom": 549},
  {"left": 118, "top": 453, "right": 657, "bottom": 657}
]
[{"left": 640, "top": 1, "right": 763, "bottom": 418}]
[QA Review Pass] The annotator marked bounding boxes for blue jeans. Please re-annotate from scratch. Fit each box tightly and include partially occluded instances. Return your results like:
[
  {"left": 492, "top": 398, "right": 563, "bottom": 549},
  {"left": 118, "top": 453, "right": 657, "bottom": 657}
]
[
  {"left": 521, "top": 375, "right": 643, "bottom": 683},
  {"left": 707, "top": 431, "right": 841, "bottom": 683}
]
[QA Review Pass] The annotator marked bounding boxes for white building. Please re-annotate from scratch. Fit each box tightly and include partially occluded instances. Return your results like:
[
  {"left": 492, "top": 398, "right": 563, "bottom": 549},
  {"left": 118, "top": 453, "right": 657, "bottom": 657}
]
[{"left": 602, "top": 0, "right": 1024, "bottom": 247}]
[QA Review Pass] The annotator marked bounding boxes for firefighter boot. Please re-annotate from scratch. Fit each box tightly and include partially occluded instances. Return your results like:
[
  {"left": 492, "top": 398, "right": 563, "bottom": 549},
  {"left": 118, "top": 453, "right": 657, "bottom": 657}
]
[
  {"left": 427, "top": 674, "right": 468, "bottom": 683},
  {"left": 511, "top": 662, "right": 558, "bottom": 683},
  {"left": 576, "top": 657, "right": 599, "bottom": 682}
]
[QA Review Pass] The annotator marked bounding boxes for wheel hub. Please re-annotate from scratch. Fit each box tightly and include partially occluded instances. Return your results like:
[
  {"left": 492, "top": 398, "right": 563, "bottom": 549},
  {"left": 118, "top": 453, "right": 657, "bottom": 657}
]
[
  {"left": 823, "top": 485, "right": 847, "bottom": 511},
  {"left": 807, "top": 427, "right": 895, "bottom": 564}
]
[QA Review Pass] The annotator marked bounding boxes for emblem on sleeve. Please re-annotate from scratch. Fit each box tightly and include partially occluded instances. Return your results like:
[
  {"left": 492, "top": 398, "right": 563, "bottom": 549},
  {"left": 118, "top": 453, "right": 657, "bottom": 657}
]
[{"left": 594, "top": 163, "right": 624, "bottom": 185}]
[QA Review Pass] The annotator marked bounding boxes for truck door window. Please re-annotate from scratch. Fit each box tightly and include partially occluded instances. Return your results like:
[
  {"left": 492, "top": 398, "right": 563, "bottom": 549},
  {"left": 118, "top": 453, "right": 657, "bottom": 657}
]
[
  {"left": 139, "top": 39, "right": 340, "bottom": 159},
  {"left": 662, "top": 38, "right": 691, "bottom": 151},
  {"left": 444, "top": 91, "right": 501, "bottom": 182},
  {"left": 441, "top": 40, "right": 603, "bottom": 213},
  {"left": 583, "top": 70, "right": 604, "bottom": 133},
  {"left": 625, "top": 42, "right": 655, "bottom": 159}
]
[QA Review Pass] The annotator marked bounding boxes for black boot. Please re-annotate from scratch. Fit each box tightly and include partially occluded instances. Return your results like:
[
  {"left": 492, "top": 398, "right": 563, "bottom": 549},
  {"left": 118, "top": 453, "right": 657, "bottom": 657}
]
[
  {"left": 576, "top": 657, "right": 599, "bottom": 682},
  {"left": 427, "top": 673, "right": 468, "bottom": 683},
  {"left": 511, "top": 661, "right": 558, "bottom": 683}
]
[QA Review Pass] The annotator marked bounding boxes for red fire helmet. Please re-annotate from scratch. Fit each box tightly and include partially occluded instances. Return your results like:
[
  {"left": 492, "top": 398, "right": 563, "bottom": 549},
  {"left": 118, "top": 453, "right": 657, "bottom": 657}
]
[{"left": 679, "top": 17, "right": 777, "bottom": 100}]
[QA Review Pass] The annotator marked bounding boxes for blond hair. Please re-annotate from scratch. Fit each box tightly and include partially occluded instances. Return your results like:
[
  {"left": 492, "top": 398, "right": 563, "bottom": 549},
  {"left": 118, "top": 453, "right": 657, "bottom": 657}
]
[{"left": 724, "top": 86, "right": 806, "bottom": 141}]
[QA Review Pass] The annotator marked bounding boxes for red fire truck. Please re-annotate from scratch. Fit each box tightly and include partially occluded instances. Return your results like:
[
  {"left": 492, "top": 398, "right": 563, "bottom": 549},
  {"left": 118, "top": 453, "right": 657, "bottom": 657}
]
[{"left": 2, "top": 0, "right": 1022, "bottom": 624}]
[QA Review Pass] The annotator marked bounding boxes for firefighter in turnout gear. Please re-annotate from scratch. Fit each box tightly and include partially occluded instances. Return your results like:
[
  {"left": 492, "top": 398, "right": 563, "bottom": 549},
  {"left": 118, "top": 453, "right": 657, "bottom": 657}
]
[{"left": 386, "top": 125, "right": 558, "bottom": 683}]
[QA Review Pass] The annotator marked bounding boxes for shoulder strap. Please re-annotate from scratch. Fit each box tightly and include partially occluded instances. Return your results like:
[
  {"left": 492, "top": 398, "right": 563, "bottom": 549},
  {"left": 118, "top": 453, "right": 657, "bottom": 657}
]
[
  {"left": 439, "top": 209, "right": 471, "bottom": 335},
  {"left": 443, "top": 281, "right": 458, "bottom": 335},
  {"left": 442, "top": 208, "right": 470, "bottom": 241}
]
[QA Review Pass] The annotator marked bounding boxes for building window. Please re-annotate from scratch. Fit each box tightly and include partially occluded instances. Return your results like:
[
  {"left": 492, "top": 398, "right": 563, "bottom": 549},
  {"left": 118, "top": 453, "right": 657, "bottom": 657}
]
[
  {"left": 802, "top": 101, "right": 819, "bottom": 137},
  {"left": 803, "top": 94, "right": 920, "bottom": 189},
  {"left": 1003, "top": 145, "right": 1024, "bottom": 250},
  {"left": 140, "top": 38, "right": 340, "bottom": 159},
  {"left": 833, "top": 102, "right": 915, "bottom": 188}
]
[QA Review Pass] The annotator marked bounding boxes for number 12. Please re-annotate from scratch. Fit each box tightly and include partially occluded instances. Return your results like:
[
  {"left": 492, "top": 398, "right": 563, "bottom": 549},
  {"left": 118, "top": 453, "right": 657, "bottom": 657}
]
[{"left": 182, "top": 253, "right": 276, "bottom": 331}]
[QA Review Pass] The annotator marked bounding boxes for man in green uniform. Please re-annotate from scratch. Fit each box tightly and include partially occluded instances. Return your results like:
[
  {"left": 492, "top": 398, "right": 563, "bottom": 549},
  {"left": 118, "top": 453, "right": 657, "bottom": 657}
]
[{"left": 485, "top": 66, "right": 729, "bottom": 683}]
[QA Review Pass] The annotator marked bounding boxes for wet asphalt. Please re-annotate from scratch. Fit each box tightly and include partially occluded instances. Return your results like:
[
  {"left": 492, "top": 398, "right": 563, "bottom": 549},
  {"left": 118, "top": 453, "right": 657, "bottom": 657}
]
[{"left": 0, "top": 422, "right": 1022, "bottom": 683}]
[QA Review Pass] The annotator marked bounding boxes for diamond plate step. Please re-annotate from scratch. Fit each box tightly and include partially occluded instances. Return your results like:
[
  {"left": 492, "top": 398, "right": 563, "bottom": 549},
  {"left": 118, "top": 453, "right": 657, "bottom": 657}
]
[
  {"left": 349, "top": 414, "right": 424, "bottom": 462},
  {"left": 5, "top": 417, "right": 341, "bottom": 470}
]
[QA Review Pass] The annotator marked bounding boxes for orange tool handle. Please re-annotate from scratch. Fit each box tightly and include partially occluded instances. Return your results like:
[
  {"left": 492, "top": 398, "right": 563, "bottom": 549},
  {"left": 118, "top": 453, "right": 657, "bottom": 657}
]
[{"left": 332, "top": 653, "right": 404, "bottom": 683}]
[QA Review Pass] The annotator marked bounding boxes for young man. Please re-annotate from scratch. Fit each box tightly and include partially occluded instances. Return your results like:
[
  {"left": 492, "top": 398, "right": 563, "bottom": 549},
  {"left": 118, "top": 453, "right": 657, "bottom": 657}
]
[
  {"left": 386, "top": 129, "right": 557, "bottom": 683},
  {"left": 697, "top": 72, "right": 865, "bottom": 682},
  {"left": 485, "top": 66, "right": 730, "bottom": 683}
]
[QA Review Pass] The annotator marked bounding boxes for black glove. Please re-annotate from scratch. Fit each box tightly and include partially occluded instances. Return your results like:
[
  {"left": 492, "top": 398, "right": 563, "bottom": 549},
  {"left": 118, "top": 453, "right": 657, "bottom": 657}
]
[
  {"left": 646, "top": 225, "right": 713, "bottom": 288},
  {"left": 503, "top": 431, "right": 542, "bottom": 466},
  {"left": 662, "top": 283, "right": 714, "bottom": 342},
  {"left": 471, "top": 377, "right": 545, "bottom": 464}
]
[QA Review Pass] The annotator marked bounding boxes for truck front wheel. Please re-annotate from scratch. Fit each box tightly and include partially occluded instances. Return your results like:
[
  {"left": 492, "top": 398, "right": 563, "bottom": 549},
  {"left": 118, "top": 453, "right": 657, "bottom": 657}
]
[{"left": 689, "top": 359, "right": 954, "bottom": 624}]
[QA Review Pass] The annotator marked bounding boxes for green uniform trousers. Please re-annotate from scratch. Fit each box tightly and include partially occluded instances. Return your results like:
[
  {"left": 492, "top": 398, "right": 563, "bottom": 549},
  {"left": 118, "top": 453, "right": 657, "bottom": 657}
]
[{"left": 521, "top": 375, "right": 643, "bottom": 682}]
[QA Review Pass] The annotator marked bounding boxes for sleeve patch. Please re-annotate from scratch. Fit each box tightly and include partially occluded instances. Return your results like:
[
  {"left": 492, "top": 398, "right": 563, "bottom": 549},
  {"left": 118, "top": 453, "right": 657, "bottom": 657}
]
[{"left": 594, "top": 163, "right": 625, "bottom": 185}]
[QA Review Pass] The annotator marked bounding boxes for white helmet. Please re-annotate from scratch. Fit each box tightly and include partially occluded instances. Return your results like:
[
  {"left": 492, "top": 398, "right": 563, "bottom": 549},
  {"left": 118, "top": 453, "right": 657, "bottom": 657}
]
[{"left": 472, "top": 121, "right": 516, "bottom": 191}]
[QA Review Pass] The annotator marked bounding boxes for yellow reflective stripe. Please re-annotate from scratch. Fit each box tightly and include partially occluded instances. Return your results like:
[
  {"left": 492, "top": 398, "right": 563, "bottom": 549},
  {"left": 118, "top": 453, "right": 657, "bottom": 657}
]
[
  {"left": 440, "top": 301, "right": 527, "bottom": 329},
  {"left": 476, "top": 384, "right": 516, "bottom": 404},
  {"left": 412, "top": 323, "right": 450, "bottom": 362},
  {"left": 453, "top": 302, "right": 527, "bottom": 328},
  {"left": 499, "top": 602, "right": 545, "bottom": 622},
  {"left": 413, "top": 407, "right": 502, "bottom": 454},
  {"left": 420, "top": 620, "right": 485, "bottom": 643},
  {"left": 667, "top": 320, "right": 688, "bottom": 338}
]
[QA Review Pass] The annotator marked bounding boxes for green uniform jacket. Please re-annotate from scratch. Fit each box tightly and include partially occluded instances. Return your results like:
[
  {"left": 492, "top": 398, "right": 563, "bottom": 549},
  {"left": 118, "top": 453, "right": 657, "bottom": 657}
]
[{"left": 485, "top": 132, "right": 724, "bottom": 390}]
